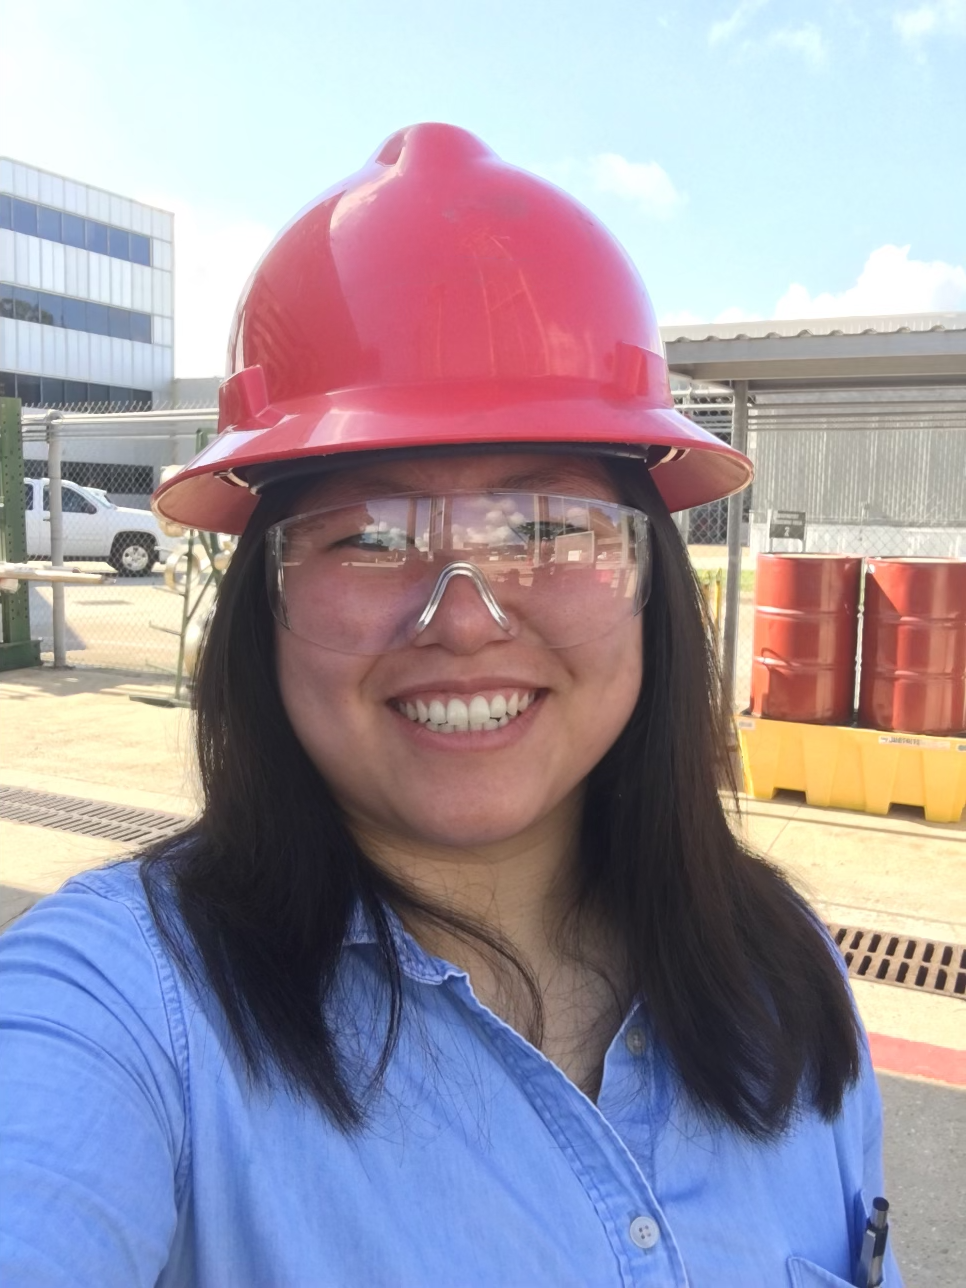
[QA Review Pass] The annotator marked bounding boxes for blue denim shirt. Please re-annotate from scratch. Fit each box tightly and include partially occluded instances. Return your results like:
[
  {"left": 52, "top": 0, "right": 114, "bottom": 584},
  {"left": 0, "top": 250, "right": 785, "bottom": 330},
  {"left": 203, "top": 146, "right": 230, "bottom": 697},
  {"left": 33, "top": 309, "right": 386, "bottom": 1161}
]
[{"left": 0, "top": 863, "right": 902, "bottom": 1287}]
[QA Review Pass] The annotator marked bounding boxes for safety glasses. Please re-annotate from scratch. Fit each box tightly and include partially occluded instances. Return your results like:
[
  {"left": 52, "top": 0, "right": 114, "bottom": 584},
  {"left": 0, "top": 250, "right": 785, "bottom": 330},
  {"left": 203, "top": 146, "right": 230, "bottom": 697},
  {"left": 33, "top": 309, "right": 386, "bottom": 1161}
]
[{"left": 266, "top": 491, "right": 651, "bottom": 654}]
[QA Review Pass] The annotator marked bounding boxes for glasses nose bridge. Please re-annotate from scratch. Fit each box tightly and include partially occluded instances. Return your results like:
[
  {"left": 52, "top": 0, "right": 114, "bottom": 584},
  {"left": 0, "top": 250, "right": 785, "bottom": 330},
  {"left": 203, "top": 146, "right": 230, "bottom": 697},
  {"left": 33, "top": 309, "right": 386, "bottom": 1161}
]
[{"left": 414, "top": 561, "right": 511, "bottom": 637}]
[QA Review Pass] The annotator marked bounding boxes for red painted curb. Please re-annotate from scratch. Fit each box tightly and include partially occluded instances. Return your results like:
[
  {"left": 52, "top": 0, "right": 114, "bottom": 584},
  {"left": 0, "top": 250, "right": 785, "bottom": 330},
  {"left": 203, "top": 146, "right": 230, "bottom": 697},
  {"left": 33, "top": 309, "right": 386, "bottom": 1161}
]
[{"left": 869, "top": 1032, "right": 966, "bottom": 1086}]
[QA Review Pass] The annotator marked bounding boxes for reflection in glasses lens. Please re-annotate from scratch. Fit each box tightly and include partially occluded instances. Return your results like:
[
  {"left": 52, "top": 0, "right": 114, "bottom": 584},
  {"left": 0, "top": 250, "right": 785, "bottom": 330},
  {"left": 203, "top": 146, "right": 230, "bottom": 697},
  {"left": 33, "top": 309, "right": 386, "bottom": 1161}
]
[{"left": 267, "top": 492, "right": 651, "bottom": 654}]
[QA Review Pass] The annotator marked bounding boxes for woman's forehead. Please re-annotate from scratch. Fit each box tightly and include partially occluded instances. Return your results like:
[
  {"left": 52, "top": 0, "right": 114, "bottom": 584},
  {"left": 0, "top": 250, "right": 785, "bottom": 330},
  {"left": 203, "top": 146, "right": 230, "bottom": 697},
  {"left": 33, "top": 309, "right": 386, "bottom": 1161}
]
[{"left": 294, "top": 452, "right": 616, "bottom": 510}]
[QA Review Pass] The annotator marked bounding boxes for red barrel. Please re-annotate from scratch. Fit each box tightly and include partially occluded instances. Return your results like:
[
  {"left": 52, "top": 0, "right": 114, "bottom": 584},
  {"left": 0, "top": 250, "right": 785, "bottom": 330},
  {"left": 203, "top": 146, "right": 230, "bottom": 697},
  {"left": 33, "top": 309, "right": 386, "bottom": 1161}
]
[
  {"left": 750, "top": 555, "right": 862, "bottom": 724},
  {"left": 859, "top": 558, "right": 966, "bottom": 736}
]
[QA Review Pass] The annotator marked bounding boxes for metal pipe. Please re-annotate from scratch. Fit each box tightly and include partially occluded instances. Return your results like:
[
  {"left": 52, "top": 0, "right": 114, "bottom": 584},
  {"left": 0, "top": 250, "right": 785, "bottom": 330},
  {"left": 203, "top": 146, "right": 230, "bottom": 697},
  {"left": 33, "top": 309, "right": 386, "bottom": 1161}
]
[
  {"left": 46, "top": 415, "right": 67, "bottom": 667},
  {"left": 21, "top": 408, "right": 218, "bottom": 428},
  {"left": 721, "top": 380, "right": 749, "bottom": 710}
]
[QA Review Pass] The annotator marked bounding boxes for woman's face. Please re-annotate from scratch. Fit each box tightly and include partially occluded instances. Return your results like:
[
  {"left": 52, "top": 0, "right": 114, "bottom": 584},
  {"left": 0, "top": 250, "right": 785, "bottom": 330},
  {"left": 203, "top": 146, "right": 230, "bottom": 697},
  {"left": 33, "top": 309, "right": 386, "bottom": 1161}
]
[{"left": 275, "top": 452, "right": 644, "bottom": 852}]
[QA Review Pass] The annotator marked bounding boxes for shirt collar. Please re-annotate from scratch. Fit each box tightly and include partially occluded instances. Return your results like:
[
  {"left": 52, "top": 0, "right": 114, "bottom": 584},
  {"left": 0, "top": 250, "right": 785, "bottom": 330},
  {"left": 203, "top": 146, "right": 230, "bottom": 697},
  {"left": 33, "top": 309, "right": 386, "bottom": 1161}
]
[{"left": 343, "top": 898, "right": 467, "bottom": 986}]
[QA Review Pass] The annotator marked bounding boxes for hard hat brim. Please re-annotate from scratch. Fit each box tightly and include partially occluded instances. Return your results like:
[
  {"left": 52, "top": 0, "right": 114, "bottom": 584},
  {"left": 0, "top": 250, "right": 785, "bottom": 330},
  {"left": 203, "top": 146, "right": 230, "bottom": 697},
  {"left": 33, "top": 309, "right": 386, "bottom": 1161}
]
[{"left": 153, "top": 380, "right": 753, "bottom": 534}]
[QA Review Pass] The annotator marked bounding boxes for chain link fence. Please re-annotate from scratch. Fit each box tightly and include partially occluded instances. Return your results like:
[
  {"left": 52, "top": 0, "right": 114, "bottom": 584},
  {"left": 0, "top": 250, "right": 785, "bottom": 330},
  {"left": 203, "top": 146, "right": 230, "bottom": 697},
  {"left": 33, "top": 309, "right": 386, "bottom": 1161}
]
[{"left": 20, "top": 408, "right": 220, "bottom": 675}]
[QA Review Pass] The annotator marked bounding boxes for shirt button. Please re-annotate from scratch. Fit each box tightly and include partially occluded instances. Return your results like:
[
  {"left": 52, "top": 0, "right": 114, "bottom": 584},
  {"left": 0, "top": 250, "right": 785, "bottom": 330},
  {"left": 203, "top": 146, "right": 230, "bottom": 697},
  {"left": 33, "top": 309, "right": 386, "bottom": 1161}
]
[
  {"left": 624, "top": 1026, "right": 646, "bottom": 1056},
  {"left": 629, "top": 1216, "right": 661, "bottom": 1249}
]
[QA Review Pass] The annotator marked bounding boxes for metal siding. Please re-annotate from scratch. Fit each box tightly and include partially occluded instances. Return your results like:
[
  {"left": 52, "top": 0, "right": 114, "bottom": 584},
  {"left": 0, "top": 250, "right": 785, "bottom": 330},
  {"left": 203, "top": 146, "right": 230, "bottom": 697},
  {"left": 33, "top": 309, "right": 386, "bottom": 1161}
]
[
  {"left": 41, "top": 325, "right": 67, "bottom": 377},
  {"left": 89, "top": 333, "right": 112, "bottom": 384},
  {"left": 0, "top": 317, "right": 16, "bottom": 368},
  {"left": 64, "top": 245, "right": 87, "bottom": 299},
  {"left": 751, "top": 429, "right": 966, "bottom": 526},
  {"left": 66, "top": 329, "right": 90, "bottom": 380},
  {"left": 0, "top": 229, "right": 14, "bottom": 281},
  {"left": 131, "top": 263, "right": 151, "bottom": 313}
]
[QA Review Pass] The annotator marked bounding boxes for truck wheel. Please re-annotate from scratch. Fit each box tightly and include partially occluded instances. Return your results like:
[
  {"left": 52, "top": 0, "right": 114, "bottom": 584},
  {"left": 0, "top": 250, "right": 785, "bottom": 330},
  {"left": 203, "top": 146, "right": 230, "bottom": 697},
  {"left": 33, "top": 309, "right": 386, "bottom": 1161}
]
[{"left": 110, "top": 534, "right": 156, "bottom": 576}]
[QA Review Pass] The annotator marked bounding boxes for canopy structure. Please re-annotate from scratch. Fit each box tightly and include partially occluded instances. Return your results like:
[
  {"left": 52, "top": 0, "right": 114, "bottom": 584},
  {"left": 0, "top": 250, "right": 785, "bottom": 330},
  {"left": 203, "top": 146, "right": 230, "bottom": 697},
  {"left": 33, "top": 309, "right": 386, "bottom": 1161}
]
[
  {"left": 662, "top": 312, "right": 966, "bottom": 392},
  {"left": 660, "top": 313, "right": 966, "bottom": 538}
]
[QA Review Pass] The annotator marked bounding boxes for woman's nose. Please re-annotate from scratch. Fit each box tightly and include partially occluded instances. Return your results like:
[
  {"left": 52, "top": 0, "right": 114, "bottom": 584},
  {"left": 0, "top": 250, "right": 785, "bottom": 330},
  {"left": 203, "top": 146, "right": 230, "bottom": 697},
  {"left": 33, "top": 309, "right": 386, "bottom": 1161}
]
[{"left": 412, "top": 567, "right": 514, "bottom": 654}]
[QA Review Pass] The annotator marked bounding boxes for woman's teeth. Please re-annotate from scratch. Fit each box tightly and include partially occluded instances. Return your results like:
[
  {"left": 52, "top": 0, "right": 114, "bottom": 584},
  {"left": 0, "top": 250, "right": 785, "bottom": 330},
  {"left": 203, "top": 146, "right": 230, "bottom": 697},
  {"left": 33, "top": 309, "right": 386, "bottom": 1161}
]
[{"left": 398, "top": 691, "right": 535, "bottom": 733}]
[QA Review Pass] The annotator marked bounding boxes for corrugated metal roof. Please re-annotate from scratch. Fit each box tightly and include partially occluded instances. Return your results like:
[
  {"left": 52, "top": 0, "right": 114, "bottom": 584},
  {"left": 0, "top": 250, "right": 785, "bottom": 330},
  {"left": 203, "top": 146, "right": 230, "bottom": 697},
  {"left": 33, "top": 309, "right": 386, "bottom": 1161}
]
[{"left": 660, "top": 311, "right": 966, "bottom": 344}]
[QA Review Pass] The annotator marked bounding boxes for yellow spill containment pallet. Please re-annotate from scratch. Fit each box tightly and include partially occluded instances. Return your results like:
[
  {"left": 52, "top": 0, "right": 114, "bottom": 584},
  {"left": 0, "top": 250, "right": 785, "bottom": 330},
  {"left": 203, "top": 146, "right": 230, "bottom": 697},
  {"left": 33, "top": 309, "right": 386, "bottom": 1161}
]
[{"left": 737, "top": 716, "right": 966, "bottom": 824}]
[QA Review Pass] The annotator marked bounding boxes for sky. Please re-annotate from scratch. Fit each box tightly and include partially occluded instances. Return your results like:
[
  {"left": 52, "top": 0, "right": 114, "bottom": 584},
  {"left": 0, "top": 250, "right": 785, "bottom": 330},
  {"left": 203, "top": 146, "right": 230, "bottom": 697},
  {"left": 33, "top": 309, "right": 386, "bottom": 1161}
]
[{"left": 2, "top": 0, "right": 964, "bottom": 376}]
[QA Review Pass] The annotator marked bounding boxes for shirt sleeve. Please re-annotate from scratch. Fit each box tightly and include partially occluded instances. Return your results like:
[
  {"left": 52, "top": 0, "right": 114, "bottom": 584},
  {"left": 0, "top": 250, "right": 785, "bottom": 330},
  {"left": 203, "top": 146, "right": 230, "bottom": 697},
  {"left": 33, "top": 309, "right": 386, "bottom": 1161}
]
[{"left": 0, "top": 872, "right": 187, "bottom": 1287}]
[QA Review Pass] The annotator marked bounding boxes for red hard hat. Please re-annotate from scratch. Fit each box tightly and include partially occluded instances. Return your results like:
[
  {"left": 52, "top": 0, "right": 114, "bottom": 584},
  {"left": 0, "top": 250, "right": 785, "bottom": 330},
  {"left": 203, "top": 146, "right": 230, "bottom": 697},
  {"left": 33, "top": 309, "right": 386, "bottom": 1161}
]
[{"left": 153, "top": 123, "right": 752, "bottom": 533}]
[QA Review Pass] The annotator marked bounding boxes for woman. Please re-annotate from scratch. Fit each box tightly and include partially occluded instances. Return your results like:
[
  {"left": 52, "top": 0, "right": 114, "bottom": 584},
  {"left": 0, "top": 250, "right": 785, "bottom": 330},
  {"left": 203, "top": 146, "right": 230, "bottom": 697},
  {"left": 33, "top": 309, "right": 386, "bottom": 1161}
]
[{"left": 0, "top": 124, "right": 900, "bottom": 1287}]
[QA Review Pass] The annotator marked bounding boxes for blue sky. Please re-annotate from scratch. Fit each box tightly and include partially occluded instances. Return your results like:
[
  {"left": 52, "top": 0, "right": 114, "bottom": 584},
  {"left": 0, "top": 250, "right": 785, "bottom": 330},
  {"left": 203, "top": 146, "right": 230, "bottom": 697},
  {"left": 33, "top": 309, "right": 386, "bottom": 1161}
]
[{"left": 3, "top": 0, "right": 964, "bottom": 374}]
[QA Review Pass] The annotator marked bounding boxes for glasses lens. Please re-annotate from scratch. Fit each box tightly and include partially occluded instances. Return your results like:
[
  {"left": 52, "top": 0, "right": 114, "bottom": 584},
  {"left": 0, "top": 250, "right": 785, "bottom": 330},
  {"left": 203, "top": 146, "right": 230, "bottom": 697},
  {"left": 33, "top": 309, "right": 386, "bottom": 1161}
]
[{"left": 267, "top": 492, "right": 650, "bottom": 654}]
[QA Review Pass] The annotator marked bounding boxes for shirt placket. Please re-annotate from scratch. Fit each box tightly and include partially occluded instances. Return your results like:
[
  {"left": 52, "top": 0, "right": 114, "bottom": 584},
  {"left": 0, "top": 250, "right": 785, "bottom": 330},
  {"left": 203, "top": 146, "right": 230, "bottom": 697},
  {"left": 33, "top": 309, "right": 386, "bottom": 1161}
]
[{"left": 442, "top": 973, "right": 691, "bottom": 1288}]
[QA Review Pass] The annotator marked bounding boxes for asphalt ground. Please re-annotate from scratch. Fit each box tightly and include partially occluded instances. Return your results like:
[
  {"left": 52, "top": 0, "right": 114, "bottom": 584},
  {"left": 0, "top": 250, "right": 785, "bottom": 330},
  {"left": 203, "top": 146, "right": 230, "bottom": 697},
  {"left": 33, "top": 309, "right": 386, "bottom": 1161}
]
[{"left": 1, "top": 665, "right": 963, "bottom": 1285}]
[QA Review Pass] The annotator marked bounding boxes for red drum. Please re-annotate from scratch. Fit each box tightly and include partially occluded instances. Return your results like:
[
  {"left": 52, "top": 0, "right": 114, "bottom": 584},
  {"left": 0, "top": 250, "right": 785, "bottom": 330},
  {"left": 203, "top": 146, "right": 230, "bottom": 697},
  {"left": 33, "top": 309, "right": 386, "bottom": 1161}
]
[
  {"left": 750, "top": 555, "right": 862, "bottom": 724},
  {"left": 859, "top": 558, "right": 966, "bottom": 736}
]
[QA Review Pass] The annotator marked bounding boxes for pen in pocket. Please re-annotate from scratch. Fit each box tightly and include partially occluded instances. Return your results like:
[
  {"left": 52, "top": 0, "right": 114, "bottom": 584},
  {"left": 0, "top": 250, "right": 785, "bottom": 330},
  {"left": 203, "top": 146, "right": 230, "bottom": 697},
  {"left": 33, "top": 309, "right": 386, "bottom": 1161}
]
[{"left": 857, "top": 1197, "right": 890, "bottom": 1288}]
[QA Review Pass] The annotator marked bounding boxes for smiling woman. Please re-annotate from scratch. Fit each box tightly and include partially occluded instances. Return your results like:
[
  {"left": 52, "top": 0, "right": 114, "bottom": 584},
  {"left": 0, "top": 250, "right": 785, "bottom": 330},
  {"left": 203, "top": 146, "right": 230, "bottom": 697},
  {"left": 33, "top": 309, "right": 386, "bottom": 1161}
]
[{"left": 0, "top": 124, "right": 902, "bottom": 1288}]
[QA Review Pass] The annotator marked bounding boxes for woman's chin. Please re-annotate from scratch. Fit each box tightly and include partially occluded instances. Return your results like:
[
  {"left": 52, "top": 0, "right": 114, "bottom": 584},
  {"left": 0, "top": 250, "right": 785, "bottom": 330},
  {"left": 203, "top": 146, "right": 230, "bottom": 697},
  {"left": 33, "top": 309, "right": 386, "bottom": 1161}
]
[{"left": 365, "top": 789, "right": 569, "bottom": 858}]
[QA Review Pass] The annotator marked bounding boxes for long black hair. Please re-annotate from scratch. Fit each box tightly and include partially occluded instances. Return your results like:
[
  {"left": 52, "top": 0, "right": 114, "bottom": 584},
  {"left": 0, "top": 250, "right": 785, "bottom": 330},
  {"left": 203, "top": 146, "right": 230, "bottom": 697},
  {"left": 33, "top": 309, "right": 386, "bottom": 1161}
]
[{"left": 142, "top": 456, "right": 860, "bottom": 1137}]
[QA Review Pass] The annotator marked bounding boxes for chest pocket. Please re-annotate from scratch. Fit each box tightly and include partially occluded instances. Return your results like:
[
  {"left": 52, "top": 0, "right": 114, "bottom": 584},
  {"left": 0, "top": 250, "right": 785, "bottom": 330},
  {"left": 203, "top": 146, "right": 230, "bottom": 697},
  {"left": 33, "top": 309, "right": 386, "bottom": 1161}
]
[{"left": 787, "top": 1256, "right": 858, "bottom": 1287}]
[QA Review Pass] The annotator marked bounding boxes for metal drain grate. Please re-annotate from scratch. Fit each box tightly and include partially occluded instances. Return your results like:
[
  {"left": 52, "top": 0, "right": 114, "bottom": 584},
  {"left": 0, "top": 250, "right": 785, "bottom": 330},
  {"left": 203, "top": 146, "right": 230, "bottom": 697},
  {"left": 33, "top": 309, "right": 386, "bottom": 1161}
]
[
  {"left": 0, "top": 786, "right": 188, "bottom": 848},
  {"left": 829, "top": 924, "right": 966, "bottom": 999}
]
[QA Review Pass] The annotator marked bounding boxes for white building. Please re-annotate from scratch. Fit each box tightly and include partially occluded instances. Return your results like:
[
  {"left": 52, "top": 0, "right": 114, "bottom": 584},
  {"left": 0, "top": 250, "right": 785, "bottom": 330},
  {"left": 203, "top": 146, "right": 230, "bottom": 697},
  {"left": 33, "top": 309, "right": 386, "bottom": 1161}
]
[{"left": 0, "top": 158, "right": 174, "bottom": 411}]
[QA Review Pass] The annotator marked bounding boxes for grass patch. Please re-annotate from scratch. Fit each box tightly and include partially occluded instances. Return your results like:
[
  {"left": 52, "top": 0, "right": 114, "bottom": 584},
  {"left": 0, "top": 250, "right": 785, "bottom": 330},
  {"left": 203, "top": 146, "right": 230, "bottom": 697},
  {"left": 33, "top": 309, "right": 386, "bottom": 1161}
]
[{"left": 694, "top": 568, "right": 756, "bottom": 592}]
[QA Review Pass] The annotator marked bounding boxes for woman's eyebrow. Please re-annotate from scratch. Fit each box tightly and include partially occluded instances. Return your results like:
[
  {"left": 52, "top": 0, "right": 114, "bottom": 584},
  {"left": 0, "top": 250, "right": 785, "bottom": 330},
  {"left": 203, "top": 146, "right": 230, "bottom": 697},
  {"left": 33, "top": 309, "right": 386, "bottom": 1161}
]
[
  {"left": 312, "top": 467, "right": 606, "bottom": 503},
  {"left": 496, "top": 469, "right": 606, "bottom": 493}
]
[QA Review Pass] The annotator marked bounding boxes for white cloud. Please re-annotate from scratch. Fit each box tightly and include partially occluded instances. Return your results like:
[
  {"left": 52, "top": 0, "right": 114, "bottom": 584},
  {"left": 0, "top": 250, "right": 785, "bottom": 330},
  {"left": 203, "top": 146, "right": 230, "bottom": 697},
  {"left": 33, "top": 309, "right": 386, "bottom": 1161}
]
[
  {"left": 774, "top": 245, "right": 966, "bottom": 317},
  {"left": 768, "top": 23, "right": 827, "bottom": 66},
  {"left": 589, "top": 154, "right": 685, "bottom": 219},
  {"left": 713, "top": 306, "right": 759, "bottom": 323},
  {"left": 893, "top": 0, "right": 966, "bottom": 42},
  {"left": 708, "top": 2, "right": 826, "bottom": 66},
  {"left": 138, "top": 194, "right": 275, "bottom": 378},
  {"left": 708, "top": 0, "right": 770, "bottom": 46},
  {"left": 660, "top": 246, "right": 965, "bottom": 326}
]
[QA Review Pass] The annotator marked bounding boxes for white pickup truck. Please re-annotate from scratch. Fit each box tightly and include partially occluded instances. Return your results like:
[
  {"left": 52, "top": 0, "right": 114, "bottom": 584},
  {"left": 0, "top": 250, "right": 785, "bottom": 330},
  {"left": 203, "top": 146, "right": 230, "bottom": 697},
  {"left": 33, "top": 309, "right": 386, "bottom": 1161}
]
[{"left": 23, "top": 477, "right": 181, "bottom": 575}]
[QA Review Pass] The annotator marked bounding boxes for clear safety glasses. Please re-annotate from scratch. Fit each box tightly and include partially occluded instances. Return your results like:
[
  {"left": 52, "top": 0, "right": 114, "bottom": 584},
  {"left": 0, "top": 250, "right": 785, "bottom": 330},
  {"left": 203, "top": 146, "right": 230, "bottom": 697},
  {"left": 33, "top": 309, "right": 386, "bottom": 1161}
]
[{"left": 266, "top": 491, "right": 652, "bottom": 654}]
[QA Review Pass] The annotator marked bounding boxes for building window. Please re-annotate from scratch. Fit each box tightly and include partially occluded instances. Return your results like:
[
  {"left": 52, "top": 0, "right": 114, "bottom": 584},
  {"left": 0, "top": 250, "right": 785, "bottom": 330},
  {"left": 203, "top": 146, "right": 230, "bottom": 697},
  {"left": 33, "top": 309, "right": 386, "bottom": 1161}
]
[
  {"left": 62, "top": 212, "right": 85, "bottom": 248},
  {"left": 0, "top": 283, "right": 154, "bottom": 344},
  {"left": 86, "top": 301, "right": 110, "bottom": 337},
  {"left": 42, "top": 377, "right": 65, "bottom": 404},
  {"left": 63, "top": 296, "right": 86, "bottom": 330},
  {"left": 38, "top": 292, "right": 65, "bottom": 327},
  {"left": 108, "top": 227, "right": 129, "bottom": 259},
  {"left": 108, "top": 306, "right": 131, "bottom": 341},
  {"left": 11, "top": 198, "right": 38, "bottom": 236},
  {"left": 130, "top": 312, "right": 151, "bottom": 344},
  {"left": 130, "top": 234, "right": 151, "bottom": 266},
  {"left": 15, "top": 374, "right": 42, "bottom": 405},
  {"left": 0, "top": 371, "right": 153, "bottom": 411},
  {"left": 0, "top": 194, "right": 156, "bottom": 267},
  {"left": 9, "top": 286, "right": 40, "bottom": 323},
  {"left": 38, "top": 206, "right": 62, "bottom": 241},
  {"left": 85, "top": 220, "right": 109, "bottom": 256}
]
